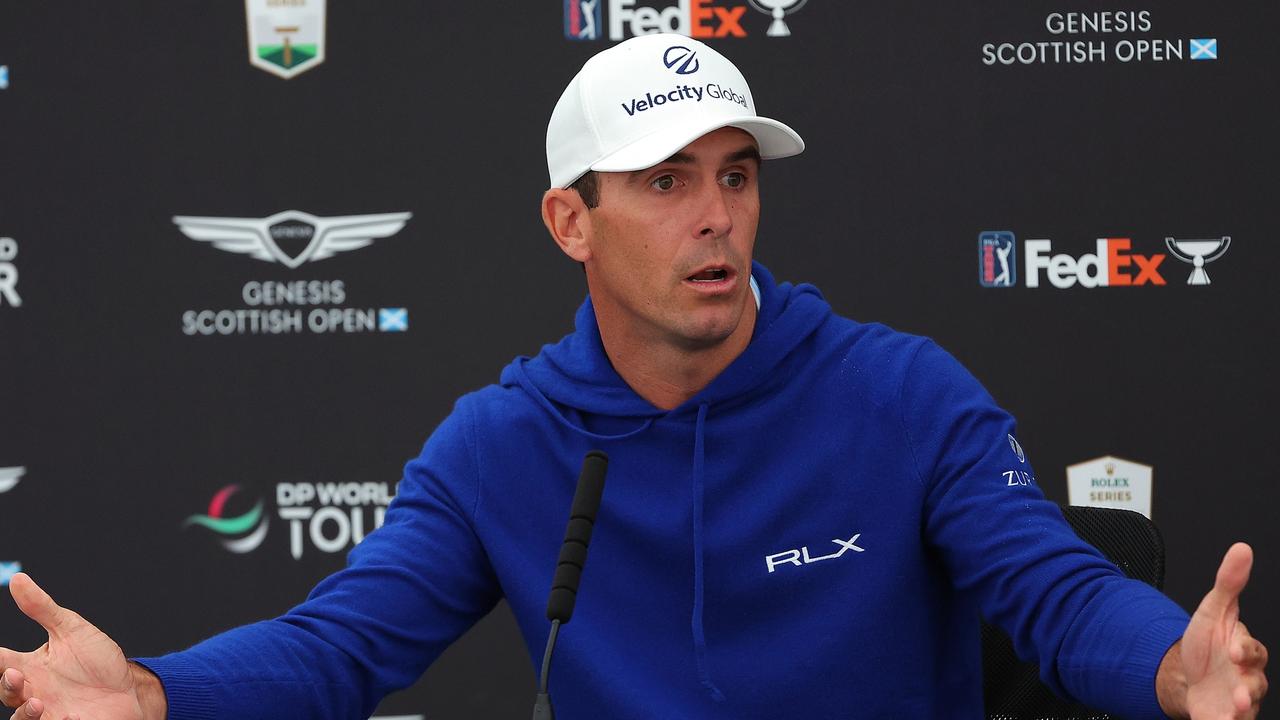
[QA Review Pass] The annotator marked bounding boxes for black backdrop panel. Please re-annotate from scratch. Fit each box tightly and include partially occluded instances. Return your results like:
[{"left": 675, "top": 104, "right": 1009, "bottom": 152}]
[{"left": 1, "top": 2, "right": 1276, "bottom": 717}]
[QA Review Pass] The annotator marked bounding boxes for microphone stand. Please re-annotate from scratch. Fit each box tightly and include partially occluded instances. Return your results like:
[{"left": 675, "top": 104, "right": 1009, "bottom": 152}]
[
  {"left": 531, "top": 450, "right": 609, "bottom": 720},
  {"left": 531, "top": 620, "right": 561, "bottom": 719}
]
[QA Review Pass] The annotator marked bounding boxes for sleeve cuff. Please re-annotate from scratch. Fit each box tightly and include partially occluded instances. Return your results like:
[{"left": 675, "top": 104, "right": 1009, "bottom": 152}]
[
  {"left": 131, "top": 654, "right": 219, "bottom": 720},
  {"left": 1116, "top": 614, "right": 1189, "bottom": 720}
]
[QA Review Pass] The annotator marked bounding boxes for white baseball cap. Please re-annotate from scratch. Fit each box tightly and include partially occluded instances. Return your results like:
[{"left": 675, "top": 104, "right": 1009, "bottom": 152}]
[{"left": 546, "top": 33, "right": 805, "bottom": 188}]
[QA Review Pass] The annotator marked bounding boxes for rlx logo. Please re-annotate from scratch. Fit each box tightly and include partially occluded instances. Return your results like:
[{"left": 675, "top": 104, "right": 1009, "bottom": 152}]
[{"left": 765, "top": 533, "right": 865, "bottom": 573}]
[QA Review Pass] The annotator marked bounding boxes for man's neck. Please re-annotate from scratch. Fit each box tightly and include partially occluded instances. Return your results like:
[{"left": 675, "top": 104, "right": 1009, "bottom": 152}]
[{"left": 596, "top": 299, "right": 757, "bottom": 412}]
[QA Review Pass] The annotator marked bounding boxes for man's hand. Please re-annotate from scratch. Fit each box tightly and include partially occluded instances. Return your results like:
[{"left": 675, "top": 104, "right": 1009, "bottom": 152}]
[
  {"left": 0, "top": 573, "right": 167, "bottom": 719},
  {"left": 1158, "top": 543, "right": 1269, "bottom": 719}
]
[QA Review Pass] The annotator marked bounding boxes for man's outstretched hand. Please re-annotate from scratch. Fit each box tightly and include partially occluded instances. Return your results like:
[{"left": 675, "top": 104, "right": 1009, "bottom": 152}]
[
  {"left": 0, "top": 573, "right": 166, "bottom": 719},
  {"left": 1159, "top": 543, "right": 1269, "bottom": 719}
]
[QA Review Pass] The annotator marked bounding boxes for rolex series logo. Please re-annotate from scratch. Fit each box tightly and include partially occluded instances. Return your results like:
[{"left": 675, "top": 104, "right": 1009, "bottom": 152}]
[{"left": 245, "top": 0, "right": 327, "bottom": 79}]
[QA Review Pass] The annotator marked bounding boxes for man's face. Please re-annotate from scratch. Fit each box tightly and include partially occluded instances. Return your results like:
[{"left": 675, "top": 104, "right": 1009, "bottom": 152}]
[{"left": 582, "top": 127, "right": 761, "bottom": 351}]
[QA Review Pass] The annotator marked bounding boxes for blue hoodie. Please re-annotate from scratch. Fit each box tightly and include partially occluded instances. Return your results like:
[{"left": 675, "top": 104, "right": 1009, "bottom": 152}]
[{"left": 138, "top": 263, "right": 1189, "bottom": 719}]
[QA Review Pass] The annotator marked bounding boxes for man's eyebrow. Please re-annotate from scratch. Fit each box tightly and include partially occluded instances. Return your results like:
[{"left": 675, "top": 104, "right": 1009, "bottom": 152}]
[
  {"left": 725, "top": 146, "right": 762, "bottom": 165},
  {"left": 625, "top": 145, "right": 762, "bottom": 184},
  {"left": 626, "top": 152, "right": 694, "bottom": 183}
]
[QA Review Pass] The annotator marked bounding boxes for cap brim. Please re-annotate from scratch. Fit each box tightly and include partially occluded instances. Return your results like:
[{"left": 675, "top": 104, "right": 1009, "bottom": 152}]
[{"left": 588, "top": 116, "right": 804, "bottom": 176}]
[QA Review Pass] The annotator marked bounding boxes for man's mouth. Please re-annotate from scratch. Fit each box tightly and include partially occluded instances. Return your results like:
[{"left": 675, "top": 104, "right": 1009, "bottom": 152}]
[{"left": 687, "top": 267, "right": 729, "bottom": 283}]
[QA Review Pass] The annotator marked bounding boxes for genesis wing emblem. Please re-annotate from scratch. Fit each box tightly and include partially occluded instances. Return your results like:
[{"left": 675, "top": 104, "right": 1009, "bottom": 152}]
[
  {"left": 173, "top": 210, "right": 412, "bottom": 268},
  {"left": 0, "top": 466, "right": 27, "bottom": 494}
]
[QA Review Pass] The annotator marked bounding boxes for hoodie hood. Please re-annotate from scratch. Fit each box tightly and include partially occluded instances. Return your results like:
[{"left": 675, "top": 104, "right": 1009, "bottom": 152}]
[{"left": 501, "top": 261, "right": 832, "bottom": 422}]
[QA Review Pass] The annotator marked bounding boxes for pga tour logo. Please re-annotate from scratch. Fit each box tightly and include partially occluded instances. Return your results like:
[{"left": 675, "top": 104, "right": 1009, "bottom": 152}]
[
  {"left": 565, "top": 0, "right": 603, "bottom": 40},
  {"left": 979, "top": 231, "right": 1016, "bottom": 287}
]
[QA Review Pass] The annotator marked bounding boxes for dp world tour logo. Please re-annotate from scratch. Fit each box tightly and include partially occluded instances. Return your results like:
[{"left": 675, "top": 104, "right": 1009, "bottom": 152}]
[
  {"left": 184, "top": 485, "right": 270, "bottom": 554},
  {"left": 663, "top": 46, "right": 701, "bottom": 75}
]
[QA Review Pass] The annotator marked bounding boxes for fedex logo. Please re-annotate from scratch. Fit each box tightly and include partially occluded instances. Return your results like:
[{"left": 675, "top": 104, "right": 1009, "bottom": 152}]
[
  {"left": 609, "top": 0, "right": 748, "bottom": 40},
  {"left": 1025, "top": 238, "right": 1166, "bottom": 289}
]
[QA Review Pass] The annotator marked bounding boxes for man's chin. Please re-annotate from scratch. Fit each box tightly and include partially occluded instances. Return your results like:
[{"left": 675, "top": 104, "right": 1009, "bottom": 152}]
[{"left": 670, "top": 310, "right": 748, "bottom": 351}]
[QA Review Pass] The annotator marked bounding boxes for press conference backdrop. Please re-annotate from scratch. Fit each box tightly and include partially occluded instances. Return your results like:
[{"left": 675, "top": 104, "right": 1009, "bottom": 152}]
[{"left": 0, "top": 2, "right": 1276, "bottom": 718}]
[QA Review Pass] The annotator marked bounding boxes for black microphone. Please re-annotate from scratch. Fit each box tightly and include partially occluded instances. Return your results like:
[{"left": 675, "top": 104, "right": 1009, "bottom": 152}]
[{"left": 532, "top": 450, "right": 609, "bottom": 720}]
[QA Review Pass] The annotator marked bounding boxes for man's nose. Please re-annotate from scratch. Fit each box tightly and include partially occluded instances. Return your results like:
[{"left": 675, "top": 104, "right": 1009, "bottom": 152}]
[{"left": 695, "top": 182, "right": 734, "bottom": 240}]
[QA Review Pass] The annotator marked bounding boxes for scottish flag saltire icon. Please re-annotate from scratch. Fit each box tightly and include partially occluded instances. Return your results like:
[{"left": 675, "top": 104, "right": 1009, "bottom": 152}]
[
  {"left": 379, "top": 308, "right": 408, "bottom": 332},
  {"left": 1190, "top": 38, "right": 1217, "bottom": 61},
  {"left": 0, "top": 65, "right": 9, "bottom": 89},
  {"left": 0, "top": 562, "right": 21, "bottom": 586}
]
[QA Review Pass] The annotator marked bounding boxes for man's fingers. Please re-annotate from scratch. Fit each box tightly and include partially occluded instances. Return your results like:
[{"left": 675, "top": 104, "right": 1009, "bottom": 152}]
[
  {"left": 1250, "top": 638, "right": 1269, "bottom": 668},
  {"left": 1246, "top": 671, "right": 1269, "bottom": 704},
  {"left": 7, "top": 574, "right": 68, "bottom": 638},
  {"left": 1231, "top": 624, "right": 1268, "bottom": 668},
  {"left": 0, "top": 668, "right": 27, "bottom": 709},
  {"left": 1233, "top": 682, "right": 1251, "bottom": 712},
  {"left": 1197, "top": 542, "right": 1253, "bottom": 622},
  {"left": 1214, "top": 542, "right": 1252, "bottom": 600},
  {"left": 0, "top": 651, "right": 19, "bottom": 677},
  {"left": 7, "top": 696, "right": 42, "bottom": 719}
]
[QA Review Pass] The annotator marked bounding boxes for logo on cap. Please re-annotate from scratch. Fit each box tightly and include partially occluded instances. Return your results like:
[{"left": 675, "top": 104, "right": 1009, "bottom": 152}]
[{"left": 663, "top": 45, "right": 700, "bottom": 75}]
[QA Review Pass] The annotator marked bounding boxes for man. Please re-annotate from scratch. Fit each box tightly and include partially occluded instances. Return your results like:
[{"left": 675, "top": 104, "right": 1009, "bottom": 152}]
[{"left": 1, "top": 34, "right": 1268, "bottom": 719}]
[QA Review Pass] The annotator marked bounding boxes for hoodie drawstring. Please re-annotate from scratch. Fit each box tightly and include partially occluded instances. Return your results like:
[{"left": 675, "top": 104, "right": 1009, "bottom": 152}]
[{"left": 691, "top": 402, "right": 725, "bottom": 702}]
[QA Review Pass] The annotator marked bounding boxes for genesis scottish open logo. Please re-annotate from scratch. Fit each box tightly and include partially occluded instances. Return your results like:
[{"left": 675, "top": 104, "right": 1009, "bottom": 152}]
[
  {"left": 174, "top": 210, "right": 413, "bottom": 336},
  {"left": 982, "top": 10, "right": 1221, "bottom": 66},
  {"left": 663, "top": 45, "right": 701, "bottom": 74},
  {"left": 184, "top": 484, "right": 270, "bottom": 554}
]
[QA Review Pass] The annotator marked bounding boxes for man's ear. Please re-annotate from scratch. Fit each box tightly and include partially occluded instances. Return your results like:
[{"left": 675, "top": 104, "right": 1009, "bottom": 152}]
[{"left": 542, "top": 188, "right": 593, "bottom": 263}]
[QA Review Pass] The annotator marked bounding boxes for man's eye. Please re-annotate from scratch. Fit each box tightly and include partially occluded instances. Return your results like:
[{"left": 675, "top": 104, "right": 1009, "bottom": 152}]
[
  {"left": 721, "top": 172, "right": 746, "bottom": 188},
  {"left": 652, "top": 175, "right": 676, "bottom": 191}
]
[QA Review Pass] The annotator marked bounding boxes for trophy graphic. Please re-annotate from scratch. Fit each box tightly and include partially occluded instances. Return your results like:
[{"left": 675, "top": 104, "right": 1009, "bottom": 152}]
[
  {"left": 747, "top": 0, "right": 809, "bottom": 37},
  {"left": 1165, "top": 236, "right": 1230, "bottom": 285}
]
